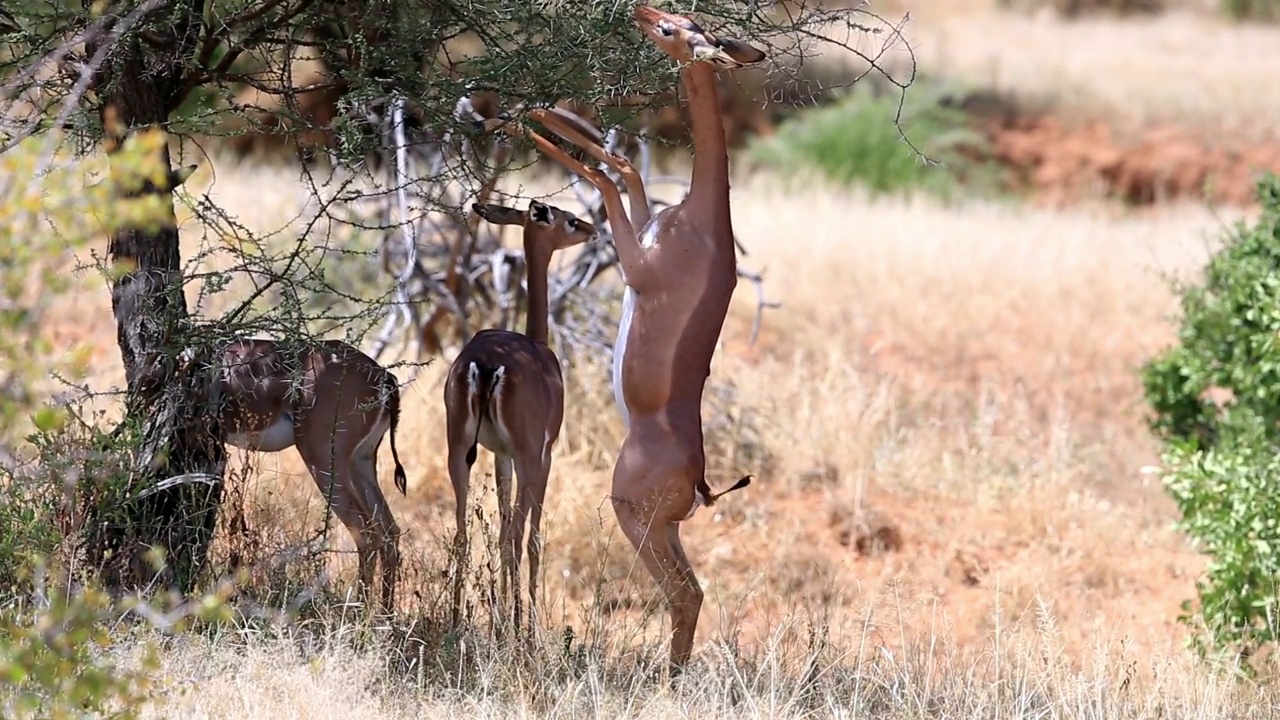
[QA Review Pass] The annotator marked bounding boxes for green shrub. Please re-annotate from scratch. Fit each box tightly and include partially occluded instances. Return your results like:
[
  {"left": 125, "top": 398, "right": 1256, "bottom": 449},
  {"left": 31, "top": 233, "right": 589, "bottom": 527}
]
[
  {"left": 745, "top": 82, "right": 1002, "bottom": 200},
  {"left": 0, "top": 570, "right": 237, "bottom": 718},
  {"left": 0, "top": 473, "right": 63, "bottom": 599},
  {"left": 0, "top": 128, "right": 184, "bottom": 588},
  {"left": 0, "top": 583, "right": 158, "bottom": 719},
  {"left": 1161, "top": 433, "right": 1280, "bottom": 657},
  {"left": 1142, "top": 175, "right": 1280, "bottom": 452},
  {"left": 1142, "top": 174, "right": 1280, "bottom": 659},
  {"left": 0, "top": 130, "right": 177, "bottom": 454},
  {"left": 1220, "top": 0, "right": 1280, "bottom": 22},
  {"left": 0, "top": 130, "right": 210, "bottom": 717}
]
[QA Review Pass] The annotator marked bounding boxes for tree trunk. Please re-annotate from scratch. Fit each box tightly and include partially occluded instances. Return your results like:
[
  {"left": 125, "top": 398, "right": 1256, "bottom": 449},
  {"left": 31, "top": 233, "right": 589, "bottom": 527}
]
[{"left": 86, "top": 12, "right": 225, "bottom": 595}]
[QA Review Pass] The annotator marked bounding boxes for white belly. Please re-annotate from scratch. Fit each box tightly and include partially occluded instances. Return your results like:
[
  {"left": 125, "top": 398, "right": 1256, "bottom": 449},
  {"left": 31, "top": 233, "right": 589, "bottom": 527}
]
[
  {"left": 611, "top": 218, "right": 662, "bottom": 430},
  {"left": 681, "top": 487, "right": 711, "bottom": 521},
  {"left": 225, "top": 413, "right": 295, "bottom": 453},
  {"left": 612, "top": 287, "right": 635, "bottom": 430}
]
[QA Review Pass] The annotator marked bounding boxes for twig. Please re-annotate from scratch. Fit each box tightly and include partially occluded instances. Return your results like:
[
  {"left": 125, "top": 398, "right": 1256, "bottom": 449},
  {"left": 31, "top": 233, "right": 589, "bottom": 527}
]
[
  {"left": 333, "top": 93, "right": 775, "bottom": 367},
  {"left": 368, "top": 94, "right": 418, "bottom": 360},
  {"left": 133, "top": 472, "right": 221, "bottom": 501},
  {"left": 736, "top": 267, "right": 782, "bottom": 347},
  {"left": 2, "top": 0, "right": 167, "bottom": 160}
]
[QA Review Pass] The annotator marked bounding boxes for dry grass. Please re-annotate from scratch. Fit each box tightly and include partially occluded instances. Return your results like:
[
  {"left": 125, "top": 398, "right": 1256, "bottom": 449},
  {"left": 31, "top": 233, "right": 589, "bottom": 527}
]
[
  {"left": 133, "top": 605, "right": 1276, "bottom": 719},
  {"left": 903, "top": 7, "right": 1280, "bottom": 137},
  {"left": 39, "top": 149, "right": 1264, "bottom": 713},
  {"left": 793, "top": 4, "right": 1280, "bottom": 139}
]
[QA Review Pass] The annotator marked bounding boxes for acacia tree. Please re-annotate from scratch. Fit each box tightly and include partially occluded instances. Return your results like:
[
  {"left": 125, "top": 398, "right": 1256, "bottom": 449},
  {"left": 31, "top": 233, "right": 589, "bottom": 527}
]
[{"left": 0, "top": 0, "right": 914, "bottom": 595}]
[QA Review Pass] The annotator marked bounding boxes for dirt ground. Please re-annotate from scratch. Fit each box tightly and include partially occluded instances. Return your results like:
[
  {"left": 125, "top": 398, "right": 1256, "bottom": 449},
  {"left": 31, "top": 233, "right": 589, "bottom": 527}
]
[{"left": 982, "top": 110, "right": 1280, "bottom": 207}]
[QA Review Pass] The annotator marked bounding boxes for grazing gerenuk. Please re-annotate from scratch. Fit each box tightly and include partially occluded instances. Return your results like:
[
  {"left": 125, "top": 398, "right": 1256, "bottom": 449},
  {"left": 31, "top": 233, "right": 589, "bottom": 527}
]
[{"left": 212, "top": 337, "right": 408, "bottom": 613}]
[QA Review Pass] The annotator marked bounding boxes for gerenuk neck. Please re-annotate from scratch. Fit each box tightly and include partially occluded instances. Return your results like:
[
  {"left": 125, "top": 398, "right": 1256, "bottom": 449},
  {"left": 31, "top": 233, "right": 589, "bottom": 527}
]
[
  {"left": 524, "top": 243, "right": 551, "bottom": 345},
  {"left": 680, "top": 60, "right": 731, "bottom": 230}
]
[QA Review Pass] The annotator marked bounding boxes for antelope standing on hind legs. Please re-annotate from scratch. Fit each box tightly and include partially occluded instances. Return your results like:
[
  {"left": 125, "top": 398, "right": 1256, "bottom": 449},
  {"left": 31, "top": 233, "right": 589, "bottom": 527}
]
[
  {"left": 212, "top": 338, "right": 408, "bottom": 614},
  {"left": 514, "top": 5, "right": 764, "bottom": 675},
  {"left": 443, "top": 200, "right": 598, "bottom": 633}
]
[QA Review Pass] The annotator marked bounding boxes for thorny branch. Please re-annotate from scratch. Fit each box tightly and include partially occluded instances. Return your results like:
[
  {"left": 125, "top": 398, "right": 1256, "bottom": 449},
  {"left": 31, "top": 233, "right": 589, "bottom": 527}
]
[
  {"left": 0, "top": 0, "right": 168, "bottom": 154},
  {"left": 292, "top": 4, "right": 922, "bottom": 370},
  {"left": 328, "top": 91, "right": 781, "bottom": 375}
]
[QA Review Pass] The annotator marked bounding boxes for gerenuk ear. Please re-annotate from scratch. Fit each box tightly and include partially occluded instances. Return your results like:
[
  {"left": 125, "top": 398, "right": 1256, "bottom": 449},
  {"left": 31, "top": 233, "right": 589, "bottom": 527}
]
[
  {"left": 473, "top": 202, "right": 524, "bottom": 226},
  {"left": 167, "top": 164, "right": 198, "bottom": 190},
  {"left": 528, "top": 201, "right": 553, "bottom": 226},
  {"left": 715, "top": 37, "right": 767, "bottom": 66}
]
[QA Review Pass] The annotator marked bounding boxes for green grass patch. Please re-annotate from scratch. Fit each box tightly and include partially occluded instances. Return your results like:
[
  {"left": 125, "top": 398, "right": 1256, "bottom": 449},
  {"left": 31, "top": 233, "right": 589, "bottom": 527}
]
[
  {"left": 997, "top": 0, "right": 1165, "bottom": 18},
  {"left": 745, "top": 81, "right": 1005, "bottom": 201},
  {"left": 1220, "top": 0, "right": 1280, "bottom": 22}
]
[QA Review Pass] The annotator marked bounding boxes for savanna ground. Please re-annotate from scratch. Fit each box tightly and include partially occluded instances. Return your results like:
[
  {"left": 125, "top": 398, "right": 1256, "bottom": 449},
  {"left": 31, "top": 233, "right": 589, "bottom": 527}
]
[{"left": 26, "top": 1, "right": 1280, "bottom": 717}]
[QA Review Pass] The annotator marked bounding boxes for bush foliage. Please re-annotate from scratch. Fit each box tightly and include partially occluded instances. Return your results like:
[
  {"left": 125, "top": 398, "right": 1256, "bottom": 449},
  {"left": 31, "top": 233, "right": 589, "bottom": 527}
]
[
  {"left": 0, "top": 583, "right": 158, "bottom": 719},
  {"left": 0, "top": 130, "right": 183, "bottom": 590},
  {"left": 1142, "top": 174, "right": 1280, "bottom": 659},
  {"left": 0, "top": 128, "right": 212, "bottom": 718}
]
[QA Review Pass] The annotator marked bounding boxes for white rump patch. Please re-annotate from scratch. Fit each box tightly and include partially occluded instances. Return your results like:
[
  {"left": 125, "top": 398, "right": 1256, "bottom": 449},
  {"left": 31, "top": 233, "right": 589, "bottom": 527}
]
[
  {"left": 467, "top": 361, "right": 481, "bottom": 395},
  {"left": 473, "top": 364, "right": 513, "bottom": 455},
  {"left": 489, "top": 366, "right": 507, "bottom": 423},
  {"left": 681, "top": 487, "right": 711, "bottom": 521}
]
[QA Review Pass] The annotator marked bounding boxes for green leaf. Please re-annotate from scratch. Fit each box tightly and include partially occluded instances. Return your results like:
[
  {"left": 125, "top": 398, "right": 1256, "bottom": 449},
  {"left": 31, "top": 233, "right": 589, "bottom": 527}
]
[{"left": 30, "top": 406, "right": 66, "bottom": 434}]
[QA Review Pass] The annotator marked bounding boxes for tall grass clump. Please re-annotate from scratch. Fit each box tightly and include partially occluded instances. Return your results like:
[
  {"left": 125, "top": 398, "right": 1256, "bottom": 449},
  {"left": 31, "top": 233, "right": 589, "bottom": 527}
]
[{"left": 745, "top": 81, "right": 1000, "bottom": 200}]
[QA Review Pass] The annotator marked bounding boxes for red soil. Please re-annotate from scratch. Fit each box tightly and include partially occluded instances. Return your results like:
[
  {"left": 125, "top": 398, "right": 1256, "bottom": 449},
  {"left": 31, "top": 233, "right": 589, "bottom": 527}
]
[{"left": 984, "top": 113, "right": 1280, "bottom": 207}]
